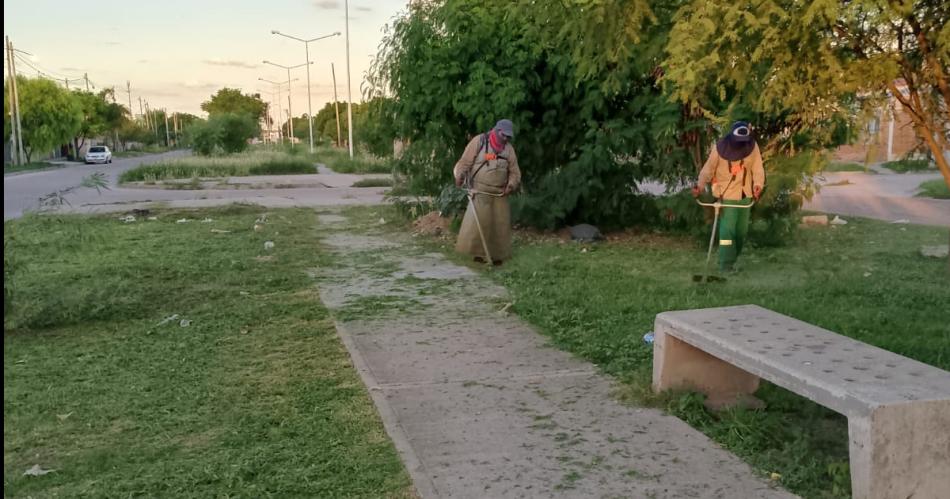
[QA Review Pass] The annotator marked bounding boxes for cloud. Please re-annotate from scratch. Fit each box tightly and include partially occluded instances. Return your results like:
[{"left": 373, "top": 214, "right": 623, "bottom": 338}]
[
  {"left": 356, "top": 6, "right": 371, "bottom": 12},
  {"left": 202, "top": 59, "right": 257, "bottom": 69},
  {"left": 182, "top": 81, "right": 221, "bottom": 90},
  {"left": 60, "top": 67, "right": 84, "bottom": 72},
  {"left": 313, "top": 1, "right": 340, "bottom": 9},
  {"left": 137, "top": 59, "right": 150, "bottom": 64},
  {"left": 102, "top": 41, "right": 122, "bottom": 46}
]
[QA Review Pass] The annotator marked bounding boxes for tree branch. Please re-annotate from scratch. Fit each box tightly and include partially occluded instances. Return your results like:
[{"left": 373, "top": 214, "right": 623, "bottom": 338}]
[{"left": 906, "top": 13, "right": 950, "bottom": 113}]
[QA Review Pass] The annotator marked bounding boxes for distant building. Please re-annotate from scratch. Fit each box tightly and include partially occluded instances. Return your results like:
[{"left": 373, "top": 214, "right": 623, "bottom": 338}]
[{"left": 834, "top": 81, "right": 944, "bottom": 164}]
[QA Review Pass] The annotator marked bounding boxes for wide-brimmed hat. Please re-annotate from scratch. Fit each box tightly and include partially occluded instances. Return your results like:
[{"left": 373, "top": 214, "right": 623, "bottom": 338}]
[{"left": 716, "top": 121, "right": 755, "bottom": 161}]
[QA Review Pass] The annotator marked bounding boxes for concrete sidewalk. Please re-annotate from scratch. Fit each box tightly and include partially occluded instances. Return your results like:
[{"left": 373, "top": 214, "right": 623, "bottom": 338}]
[
  {"left": 313, "top": 211, "right": 794, "bottom": 499},
  {"left": 804, "top": 171, "right": 949, "bottom": 227}
]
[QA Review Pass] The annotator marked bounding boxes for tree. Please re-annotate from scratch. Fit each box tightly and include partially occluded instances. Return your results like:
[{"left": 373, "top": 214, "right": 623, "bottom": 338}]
[
  {"left": 663, "top": 0, "right": 950, "bottom": 188},
  {"left": 369, "top": 0, "right": 703, "bottom": 228},
  {"left": 186, "top": 113, "right": 257, "bottom": 156},
  {"left": 311, "top": 102, "right": 342, "bottom": 144},
  {"left": 200, "top": 88, "right": 266, "bottom": 122},
  {"left": 14, "top": 77, "right": 83, "bottom": 162},
  {"left": 355, "top": 97, "right": 398, "bottom": 157},
  {"left": 118, "top": 121, "right": 158, "bottom": 147},
  {"left": 71, "top": 90, "right": 111, "bottom": 158}
]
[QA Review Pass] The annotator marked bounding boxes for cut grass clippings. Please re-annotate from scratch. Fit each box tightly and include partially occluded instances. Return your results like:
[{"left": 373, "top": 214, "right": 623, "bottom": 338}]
[
  {"left": 3, "top": 206, "right": 412, "bottom": 498},
  {"left": 372, "top": 204, "right": 950, "bottom": 499},
  {"left": 917, "top": 179, "right": 950, "bottom": 199},
  {"left": 119, "top": 150, "right": 316, "bottom": 183}
]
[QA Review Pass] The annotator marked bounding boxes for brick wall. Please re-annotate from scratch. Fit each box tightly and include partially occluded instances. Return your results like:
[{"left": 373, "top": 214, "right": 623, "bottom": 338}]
[{"left": 833, "top": 102, "right": 922, "bottom": 163}]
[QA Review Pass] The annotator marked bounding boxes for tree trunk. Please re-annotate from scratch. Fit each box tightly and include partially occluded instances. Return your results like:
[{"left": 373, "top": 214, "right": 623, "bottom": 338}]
[{"left": 918, "top": 126, "right": 950, "bottom": 189}]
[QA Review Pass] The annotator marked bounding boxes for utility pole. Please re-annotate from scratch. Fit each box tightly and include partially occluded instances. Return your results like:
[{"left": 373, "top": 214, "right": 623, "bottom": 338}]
[
  {"left": 126, "top": 81, "right": 133, "bottom": 120},
  {"left": 163, "top": 108, "right": 170, "bottom": 146},
  {"left": 332, "top": 63, "right": 342, "bottom": 148},
  {"left": 5, "top": 37, "right": 21, "bottom": 165},
  {"left": 138, "top": 97, "right": 144, "bottom": 123},
  {"left": 84, "top": 72, "right": 90, "bottom": 92},
  {"left": 7, "top": 37, "right": 26, "bottom": 165},
  {"left": 110, "top": 85, "right": 120, "bottom": 151},
  {"left": 287, "top": 95, "right": 293, "bottom": 144},
  {"left": 64, "top": 78, "right": 70, "bottom": 90},
  {"left": 345, "top": 0, "right": 354, "bottom": 157}
]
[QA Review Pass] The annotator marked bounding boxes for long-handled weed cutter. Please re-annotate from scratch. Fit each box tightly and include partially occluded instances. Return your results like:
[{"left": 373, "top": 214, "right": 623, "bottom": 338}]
[
  {"left": 464, "top": 174, "right": 505, "bottom": 266},
  {"left": 693, "top": 198, "right": 755, "bottom": 283}
]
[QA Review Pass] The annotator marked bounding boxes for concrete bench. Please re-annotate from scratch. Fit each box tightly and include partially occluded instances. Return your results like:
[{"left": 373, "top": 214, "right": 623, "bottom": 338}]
[{"left": 652, "top": 304, "right": 950, "bottom": 499}]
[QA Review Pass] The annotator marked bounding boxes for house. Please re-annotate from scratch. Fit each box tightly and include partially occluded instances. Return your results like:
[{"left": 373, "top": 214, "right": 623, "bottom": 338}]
[{"left": 834, "top": 81, "right": 942, "bottom": 164}]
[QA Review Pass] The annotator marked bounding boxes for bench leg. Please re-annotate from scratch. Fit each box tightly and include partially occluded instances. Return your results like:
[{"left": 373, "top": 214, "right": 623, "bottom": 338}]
[
  {"left": 652, "top": 328, "right": 760, "bottom": 408},
  {"left": 848, "top": 400, "right": 950, "bottom": 499}
]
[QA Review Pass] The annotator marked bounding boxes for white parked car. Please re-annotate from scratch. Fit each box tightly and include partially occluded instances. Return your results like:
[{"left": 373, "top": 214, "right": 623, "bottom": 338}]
[{"left": 84, "top": 145, "right": 112, "bottom": 164}]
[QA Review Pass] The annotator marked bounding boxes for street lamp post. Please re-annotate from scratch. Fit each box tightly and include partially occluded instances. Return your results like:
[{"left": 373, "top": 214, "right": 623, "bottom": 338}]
[
  {"left": 345, "top": 0, "right": 354, "bottom": 158},
  {"left": 262, "top": 60, "right": 311, "bottom": 148},
  {"left": 259, "top": 77, "right": 298, "bottom": 145},
  {"left": 271, "top": 30, "right": 341, "bottom": 153}
]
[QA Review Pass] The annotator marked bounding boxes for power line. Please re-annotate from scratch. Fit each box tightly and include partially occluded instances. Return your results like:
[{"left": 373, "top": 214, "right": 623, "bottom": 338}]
[
  {"left": 13, "top": 54, "right": 81, "bottom": 84},
  {"left": 12, "top": 53, "right": 78, "bottom": 80}
]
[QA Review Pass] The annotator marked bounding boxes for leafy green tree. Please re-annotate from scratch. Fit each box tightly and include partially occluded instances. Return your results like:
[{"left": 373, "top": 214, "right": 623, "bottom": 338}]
[
  {"left": 369, "top": 0, "right": 699, "bottom": 228},
  {"left": 14, "top": 77, "right": 83, "bottom": 162},
  {"left": 664, "top": 0, "right": 950, "bottom": 187},
  {"left": 200, "top": 88, "right": 266, "bottom": 122},
  {"left": 71, "top": 91, "right": 111, "bottom": 158},
  {"left": 118, "top": 121, "right": 158, "bottom": 147},
  {"left": 355, "top": 97, "right": 398, "bottom": 157},
  {"left": 186, "top": 113, "right": 257, "bottom": 156},
  {"left": 311, "top": 101, "right": 343, "bottom": 144},
  {"left": 3, "top": 92, "right": 10, "bottom": 145}
]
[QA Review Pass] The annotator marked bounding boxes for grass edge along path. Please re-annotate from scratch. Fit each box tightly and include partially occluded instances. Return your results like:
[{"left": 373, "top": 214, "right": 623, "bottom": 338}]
[
  {"left": 3, "top": 205, "right": 414, "bottom": 498},
  {"left": 364, "top": 204, "right": 949, "bottom": 499}
]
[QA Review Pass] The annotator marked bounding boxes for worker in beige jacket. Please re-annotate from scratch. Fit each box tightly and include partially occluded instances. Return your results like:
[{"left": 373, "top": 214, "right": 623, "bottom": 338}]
[
  {"left": 453, "top": 119, "right": 522, "bottom": 264},
  {"left": 692, "top": 121, "right": 766, "bottom": 272}
]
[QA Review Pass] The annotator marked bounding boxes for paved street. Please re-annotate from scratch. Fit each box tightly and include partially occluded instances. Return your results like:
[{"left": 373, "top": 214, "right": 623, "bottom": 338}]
[
  {"left": 804, "top": 171, "right": 949, "bottom": 227},
  {"left": 7, "top": 155, "right": 948, "bottom": 228},
  {"left": 4, "top": 152, "right": 388, "bottom": 220},
  {"left": 640, "top": 170, "right": 949, "bottom": 227}
]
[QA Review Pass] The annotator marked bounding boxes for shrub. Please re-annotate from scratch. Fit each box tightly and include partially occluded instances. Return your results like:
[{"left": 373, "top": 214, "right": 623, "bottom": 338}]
[
  {"left": 186, "top": 113, "right": 258, "bottom": 156},
  {"left": 883, "top": 159, "right": 934, "bottom": 173},
  {"left": 917, "top": 179, "right": 950, "bottom": 199},
  {"left": 435, "top": 185, "right": 468, "bottom": 219},
  {"left": 120, "top": 151, "right": 314, "bottom": 182}
]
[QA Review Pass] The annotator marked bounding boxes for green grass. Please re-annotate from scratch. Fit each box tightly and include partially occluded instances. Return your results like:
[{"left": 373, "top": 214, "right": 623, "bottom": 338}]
[
  {"left": 113, "top": 145, "right": 171, "bottom": 158},
  {"left": 392, "top": 205, "right": 949, "bottom": 498},
  {"left": 881, "top": 158, "right": 935, "bottom": 173},
  {"left": 917, "top": 179, "right": 950, "bottom": 199},
  {"left": 352, "top": 177, "right": 394, "bottom": 188},
  {"left": 3, "top": 206, "right": 412, "bottom": 498},
  {"left": 823, "top": 162, "right": 873, "bottom": 173},
  {"left": 3, "top": 162, "right": 63, "bottom": 174},
  {"left": 119, "top": 150, "right": 316, "bottom": 182},
  {"left": 313, "top": 146, "right": 392, "bottom": 174}
]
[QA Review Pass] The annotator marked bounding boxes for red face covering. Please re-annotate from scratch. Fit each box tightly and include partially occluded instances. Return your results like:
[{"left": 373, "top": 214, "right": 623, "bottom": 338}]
[{"left": 488, "top": 129, "right": 506, "bottom": 153}]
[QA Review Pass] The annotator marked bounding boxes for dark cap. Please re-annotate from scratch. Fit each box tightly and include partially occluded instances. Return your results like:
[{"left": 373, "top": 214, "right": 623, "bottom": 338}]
[{"left": 494, "top": 119, "right": 514, "bottom": 138}]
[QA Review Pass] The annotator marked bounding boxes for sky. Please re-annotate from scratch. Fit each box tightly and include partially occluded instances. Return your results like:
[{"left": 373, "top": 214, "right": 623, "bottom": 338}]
[{"left": 3, "top": 0, "right": 409, "bottom": 119}]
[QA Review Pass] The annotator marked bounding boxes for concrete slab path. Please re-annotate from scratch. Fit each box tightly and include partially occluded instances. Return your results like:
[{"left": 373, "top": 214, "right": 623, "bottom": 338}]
[{"left": 313, "top": 210, "right": 795, "bottom": 499}]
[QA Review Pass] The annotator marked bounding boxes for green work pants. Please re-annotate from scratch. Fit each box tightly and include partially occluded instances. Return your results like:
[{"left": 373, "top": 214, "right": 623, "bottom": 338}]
[{"left": 718, "top": 198, "right": 753, "bottom": 271}]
